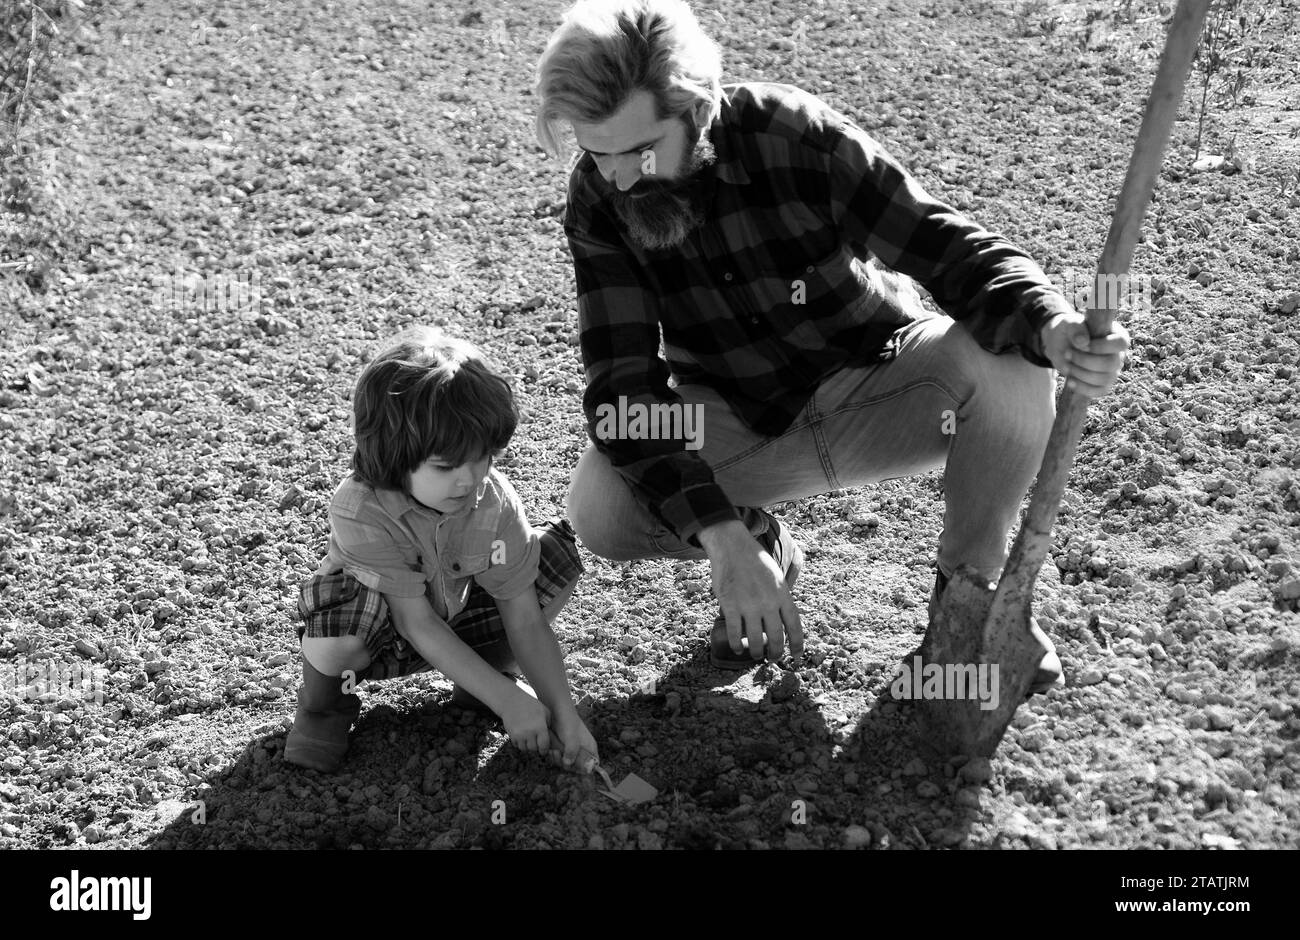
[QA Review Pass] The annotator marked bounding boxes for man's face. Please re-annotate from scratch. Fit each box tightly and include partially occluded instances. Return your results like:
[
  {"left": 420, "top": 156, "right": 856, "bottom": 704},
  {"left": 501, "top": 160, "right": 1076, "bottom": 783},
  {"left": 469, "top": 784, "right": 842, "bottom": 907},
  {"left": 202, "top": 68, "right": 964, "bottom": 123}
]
[{"left": 572, "top": 89, "right": 717, "bottom": 251}]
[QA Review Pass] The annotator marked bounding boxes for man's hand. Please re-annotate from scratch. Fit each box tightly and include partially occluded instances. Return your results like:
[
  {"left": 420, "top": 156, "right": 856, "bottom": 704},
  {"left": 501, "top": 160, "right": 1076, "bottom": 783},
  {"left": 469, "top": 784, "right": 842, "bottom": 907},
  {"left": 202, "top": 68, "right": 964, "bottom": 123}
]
[
  {"left": 1040, "top": 311, "right": 1132, "bottom": 399},
  {"left": 549, "top": 709, "right": 599, "bottom": 772},
  {"left": 500, "top": 690, "right": 552, "bottom": 755},
  {"left": 699, "top": 520, "right": 803, "bottom": 662}
]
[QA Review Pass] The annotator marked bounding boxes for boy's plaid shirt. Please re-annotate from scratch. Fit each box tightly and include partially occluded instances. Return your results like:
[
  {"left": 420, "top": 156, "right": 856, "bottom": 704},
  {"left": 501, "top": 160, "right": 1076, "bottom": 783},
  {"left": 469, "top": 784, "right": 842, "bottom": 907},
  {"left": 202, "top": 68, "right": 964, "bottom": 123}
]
[
  {"left": 563, "top": 82, "right": 1073, "bottom": 546},
  {"left": 317, "top": 467, "right": 542, "bottom": 620}
]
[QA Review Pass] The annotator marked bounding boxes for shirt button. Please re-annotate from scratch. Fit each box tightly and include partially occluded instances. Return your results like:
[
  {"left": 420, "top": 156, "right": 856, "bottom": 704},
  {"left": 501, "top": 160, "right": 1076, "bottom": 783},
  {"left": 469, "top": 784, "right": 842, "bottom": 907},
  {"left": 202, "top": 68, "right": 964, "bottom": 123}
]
[
  {"left": 452, "top": 563, "right": 461, "bottom": 571},
  {"left": 724, "top": 272, "right": 733, "bottom": 281},
  {"left": 806, "top": 265, "right": 815, "bottom": 274}
]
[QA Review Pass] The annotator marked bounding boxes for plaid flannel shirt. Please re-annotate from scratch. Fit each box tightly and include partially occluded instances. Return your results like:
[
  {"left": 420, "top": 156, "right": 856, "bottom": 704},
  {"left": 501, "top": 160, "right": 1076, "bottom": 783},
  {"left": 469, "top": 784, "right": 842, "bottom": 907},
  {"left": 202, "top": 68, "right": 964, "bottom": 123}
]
[{"left": 564, "top": 81, "right": 1072, "bottom": 546}]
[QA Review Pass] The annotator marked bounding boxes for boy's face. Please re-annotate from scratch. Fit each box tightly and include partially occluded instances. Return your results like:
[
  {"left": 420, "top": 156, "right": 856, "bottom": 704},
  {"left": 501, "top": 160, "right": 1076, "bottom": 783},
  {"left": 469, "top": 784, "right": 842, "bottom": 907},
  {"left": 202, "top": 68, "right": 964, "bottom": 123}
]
[{"left": 407, "top": 453, "right": 491, "bottom": 512}]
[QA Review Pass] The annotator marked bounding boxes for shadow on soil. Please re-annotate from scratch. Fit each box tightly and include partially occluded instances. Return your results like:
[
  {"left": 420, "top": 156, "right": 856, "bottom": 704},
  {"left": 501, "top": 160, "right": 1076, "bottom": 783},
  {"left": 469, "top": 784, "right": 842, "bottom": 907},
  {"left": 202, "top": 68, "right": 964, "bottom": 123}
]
[{"left": 149, "top": 644, "right": 984, "bottom": 849}]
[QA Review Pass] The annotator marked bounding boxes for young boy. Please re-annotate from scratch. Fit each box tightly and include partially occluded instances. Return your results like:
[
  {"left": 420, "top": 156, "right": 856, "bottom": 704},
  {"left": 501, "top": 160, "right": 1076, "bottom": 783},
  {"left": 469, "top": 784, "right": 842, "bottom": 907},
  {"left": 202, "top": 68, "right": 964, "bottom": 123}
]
[{"left": 285, "top": 326, "right": 598, "bottom": 774}]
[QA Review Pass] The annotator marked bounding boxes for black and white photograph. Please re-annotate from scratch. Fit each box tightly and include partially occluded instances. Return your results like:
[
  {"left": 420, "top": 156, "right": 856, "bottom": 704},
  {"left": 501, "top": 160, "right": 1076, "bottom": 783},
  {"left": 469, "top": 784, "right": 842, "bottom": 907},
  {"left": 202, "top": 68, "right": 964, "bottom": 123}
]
[{"left": 0, "top": 0, "right": 1295, "bottom": 903}]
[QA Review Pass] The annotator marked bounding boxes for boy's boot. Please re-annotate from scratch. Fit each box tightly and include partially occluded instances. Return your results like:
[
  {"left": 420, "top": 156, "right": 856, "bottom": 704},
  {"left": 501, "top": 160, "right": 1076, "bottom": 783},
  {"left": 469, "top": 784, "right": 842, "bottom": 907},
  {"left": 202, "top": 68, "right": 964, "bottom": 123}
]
[
  {"left": 710, "top": 511, "right": 804, "bottom": 669},
  {"left": 284, "top": 659, "right": 363, "bottom": 773}
]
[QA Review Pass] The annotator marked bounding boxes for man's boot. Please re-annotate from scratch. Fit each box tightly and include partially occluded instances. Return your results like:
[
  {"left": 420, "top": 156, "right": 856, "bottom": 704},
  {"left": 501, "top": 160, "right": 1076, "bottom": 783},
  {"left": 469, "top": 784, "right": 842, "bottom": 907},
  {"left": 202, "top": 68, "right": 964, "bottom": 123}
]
[
  {"left": 284, "top": 659, "right": 363, "bottom": 773},
  {"left": 927, "top": 570, "right": 1065, "bottom": 695},
  {"left": 709, "top": 511, "right": 804, "bottom": 669}
]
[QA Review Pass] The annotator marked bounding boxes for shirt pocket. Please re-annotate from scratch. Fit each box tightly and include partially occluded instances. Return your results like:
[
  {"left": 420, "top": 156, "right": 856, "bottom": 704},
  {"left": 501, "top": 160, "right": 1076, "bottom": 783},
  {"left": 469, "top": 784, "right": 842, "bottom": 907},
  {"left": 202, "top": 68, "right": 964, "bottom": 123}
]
[
  {"left": 754, "top": 245, "right": 861, "bottom": 345},
  {"left": 430, "top": 550, "right": 489, "bottom": 617},
  {"left": 442, "top": 550, "right": 493, "bottom": 580}
]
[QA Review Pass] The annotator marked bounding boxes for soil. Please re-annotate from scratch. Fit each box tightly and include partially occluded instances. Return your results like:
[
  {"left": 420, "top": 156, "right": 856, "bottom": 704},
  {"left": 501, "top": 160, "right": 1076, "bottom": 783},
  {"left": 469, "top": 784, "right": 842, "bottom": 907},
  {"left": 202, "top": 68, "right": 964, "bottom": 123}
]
[{"left": 1, "top": 0, "right": 1298, "bottom": 851}]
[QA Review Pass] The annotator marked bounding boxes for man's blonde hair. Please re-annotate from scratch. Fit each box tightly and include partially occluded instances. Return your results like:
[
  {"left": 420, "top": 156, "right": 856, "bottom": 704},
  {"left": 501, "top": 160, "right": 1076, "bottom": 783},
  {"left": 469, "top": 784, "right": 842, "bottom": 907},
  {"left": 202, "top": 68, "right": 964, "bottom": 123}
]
[{"left": 534, "top": 0, "right": 723, "bottom": 157}]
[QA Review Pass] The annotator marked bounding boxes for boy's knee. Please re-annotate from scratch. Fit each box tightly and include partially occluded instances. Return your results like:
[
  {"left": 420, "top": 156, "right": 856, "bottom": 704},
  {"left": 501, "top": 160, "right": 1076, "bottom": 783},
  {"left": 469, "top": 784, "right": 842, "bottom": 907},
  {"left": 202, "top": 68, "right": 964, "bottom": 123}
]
[
  {"left": 300, "top": 634, "right": 371, "bottom": 678},
  {"left": 540, "top": 579, "right": 577, "bottom": 624}
]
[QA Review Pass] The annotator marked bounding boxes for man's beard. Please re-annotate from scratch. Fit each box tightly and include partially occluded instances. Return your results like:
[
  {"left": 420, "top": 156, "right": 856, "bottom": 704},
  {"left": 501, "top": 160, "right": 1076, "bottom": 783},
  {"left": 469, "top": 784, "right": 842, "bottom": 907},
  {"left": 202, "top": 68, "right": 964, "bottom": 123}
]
[{"left": 606, "top": 130, "right": 717, "bottom": 251}]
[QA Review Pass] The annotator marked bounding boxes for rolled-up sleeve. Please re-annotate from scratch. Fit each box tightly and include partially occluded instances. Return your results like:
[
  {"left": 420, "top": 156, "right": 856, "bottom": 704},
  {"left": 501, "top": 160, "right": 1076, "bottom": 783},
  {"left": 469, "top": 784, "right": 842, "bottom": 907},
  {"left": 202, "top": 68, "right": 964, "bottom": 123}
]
[
  {"left": 327, "top": 507, "right": 427, "bottom": 599},
  {"left": 471, "top": 476, "right": 543, "bottom": 601}
]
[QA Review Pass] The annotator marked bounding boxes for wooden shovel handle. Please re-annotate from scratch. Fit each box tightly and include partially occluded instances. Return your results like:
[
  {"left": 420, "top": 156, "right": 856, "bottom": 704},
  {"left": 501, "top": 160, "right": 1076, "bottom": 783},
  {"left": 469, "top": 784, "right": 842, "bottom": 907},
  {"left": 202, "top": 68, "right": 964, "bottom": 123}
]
[
  {"left": 1087, "top": 0, "right": 1213, "bottom": 338},
  {"left": 1000, "top": 0, "right": 1212, "bottom": 599}
]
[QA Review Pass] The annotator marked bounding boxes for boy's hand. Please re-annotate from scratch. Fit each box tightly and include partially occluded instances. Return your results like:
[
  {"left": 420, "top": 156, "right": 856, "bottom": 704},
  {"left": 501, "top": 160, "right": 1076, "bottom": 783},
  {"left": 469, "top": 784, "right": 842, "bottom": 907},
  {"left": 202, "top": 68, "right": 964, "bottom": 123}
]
[
  {"left": 549, "top": 710, "right": 599, "bottom": 772},
  {"left": 501, "top": 691, "right": 552, "bottom": 754}
]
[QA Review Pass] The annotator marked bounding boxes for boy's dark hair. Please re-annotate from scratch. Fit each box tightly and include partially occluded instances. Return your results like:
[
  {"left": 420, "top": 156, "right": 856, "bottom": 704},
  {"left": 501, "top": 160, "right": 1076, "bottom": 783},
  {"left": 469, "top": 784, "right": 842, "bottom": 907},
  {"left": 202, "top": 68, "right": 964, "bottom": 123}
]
[{"left": 351, "top": 326, "right": 518, "bottom": 490}]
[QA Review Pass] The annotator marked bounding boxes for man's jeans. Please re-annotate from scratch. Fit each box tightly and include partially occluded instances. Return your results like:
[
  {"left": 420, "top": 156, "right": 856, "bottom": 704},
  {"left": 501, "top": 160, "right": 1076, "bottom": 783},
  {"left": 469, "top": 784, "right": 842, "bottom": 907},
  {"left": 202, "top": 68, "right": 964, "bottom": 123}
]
[{"left": 566, "top": 313, "right": 1056, "bottom": 584}]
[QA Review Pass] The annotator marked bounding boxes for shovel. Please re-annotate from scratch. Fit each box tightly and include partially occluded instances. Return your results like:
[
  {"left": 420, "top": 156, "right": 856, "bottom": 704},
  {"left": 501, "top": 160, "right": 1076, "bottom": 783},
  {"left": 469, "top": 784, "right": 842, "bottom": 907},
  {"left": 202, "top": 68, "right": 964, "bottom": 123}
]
[
  {"left": 548, "top": 746, "right": 660, "bottom": 804},
  {"left": 914, "top": 0, "right": 1212, "bottom": 759}
]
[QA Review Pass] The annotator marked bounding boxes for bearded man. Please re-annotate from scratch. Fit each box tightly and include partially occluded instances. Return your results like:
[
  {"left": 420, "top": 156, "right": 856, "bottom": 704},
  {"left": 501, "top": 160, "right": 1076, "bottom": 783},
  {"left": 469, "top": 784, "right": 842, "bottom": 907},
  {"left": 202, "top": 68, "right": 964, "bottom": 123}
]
[{"left": 535, "top": 0, "right": 1130, "bottom": 689}]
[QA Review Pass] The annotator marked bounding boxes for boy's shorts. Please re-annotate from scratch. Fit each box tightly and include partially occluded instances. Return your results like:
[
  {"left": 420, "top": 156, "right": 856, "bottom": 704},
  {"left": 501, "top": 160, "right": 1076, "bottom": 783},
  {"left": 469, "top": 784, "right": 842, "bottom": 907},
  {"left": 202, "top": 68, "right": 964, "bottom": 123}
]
[{"left": 292, "top": 518, "right": 582, "bottom": 681}]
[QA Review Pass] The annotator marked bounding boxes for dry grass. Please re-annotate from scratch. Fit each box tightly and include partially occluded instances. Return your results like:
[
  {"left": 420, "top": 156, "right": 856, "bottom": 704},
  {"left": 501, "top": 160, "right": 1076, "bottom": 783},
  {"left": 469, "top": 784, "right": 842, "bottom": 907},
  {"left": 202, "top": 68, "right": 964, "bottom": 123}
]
[
  {"left": 1, "top": 0, "right": 106, "bottom": 293},
  {"left": 1, "top": 0, "right": 78, "bottom": 211}
]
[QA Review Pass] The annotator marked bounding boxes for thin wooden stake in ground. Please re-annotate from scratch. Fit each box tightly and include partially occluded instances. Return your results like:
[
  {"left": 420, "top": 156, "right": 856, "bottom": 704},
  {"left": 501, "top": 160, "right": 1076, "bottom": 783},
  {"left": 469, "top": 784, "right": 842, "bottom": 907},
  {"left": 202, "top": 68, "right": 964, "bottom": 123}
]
[{"left": 915, "top": 0, "right": 1213, "bottom": 759}]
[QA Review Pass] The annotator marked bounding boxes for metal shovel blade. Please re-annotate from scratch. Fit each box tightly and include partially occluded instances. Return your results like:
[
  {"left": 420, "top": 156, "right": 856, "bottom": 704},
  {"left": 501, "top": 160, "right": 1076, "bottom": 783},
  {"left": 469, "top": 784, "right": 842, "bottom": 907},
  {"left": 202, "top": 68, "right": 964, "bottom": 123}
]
[{"left": 914, "top": 567, "right": 1048, "bottom": 758}]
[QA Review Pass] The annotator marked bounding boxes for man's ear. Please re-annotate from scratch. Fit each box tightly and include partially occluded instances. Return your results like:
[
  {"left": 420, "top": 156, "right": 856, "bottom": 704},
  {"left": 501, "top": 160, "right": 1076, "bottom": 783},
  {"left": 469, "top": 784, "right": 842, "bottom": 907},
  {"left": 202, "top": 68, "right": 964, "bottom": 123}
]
[{"left": 690, "top": 97, "right": 712, "bottom": 129}]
